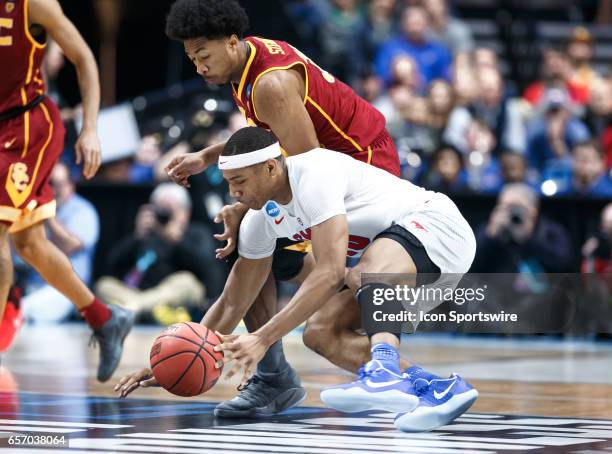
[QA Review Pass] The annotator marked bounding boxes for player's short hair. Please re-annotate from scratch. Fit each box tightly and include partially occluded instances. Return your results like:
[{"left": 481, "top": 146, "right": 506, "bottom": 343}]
[
  {"left": 222, "top": 127, "right": 278, "bottom": 156},
  {"left": 165, "top": 0, "right": 249, "bottom": 41}
]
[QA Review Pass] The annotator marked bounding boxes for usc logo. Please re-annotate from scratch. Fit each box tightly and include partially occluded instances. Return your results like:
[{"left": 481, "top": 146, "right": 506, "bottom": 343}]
[
  {"left": 11, "top": 162, "right": 29, "bottom": 192},
  {"left": 0, "top": 17, "right": 13, "bottom": 46}
]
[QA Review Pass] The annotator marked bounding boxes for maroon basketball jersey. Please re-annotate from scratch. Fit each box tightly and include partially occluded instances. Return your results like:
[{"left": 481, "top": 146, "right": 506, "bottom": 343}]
[
  {"left": 0, "top": 0, "right": 46, "bottom": 113},
  {"left": 232, "top": 36, "right": 386, "bottom": 159}
]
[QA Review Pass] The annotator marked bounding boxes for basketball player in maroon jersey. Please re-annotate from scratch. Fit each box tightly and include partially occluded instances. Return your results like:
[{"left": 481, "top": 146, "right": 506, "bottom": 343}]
[
  {"left": 0, "top": 0, "right": 134, "bottom": 382},
  {"left": 116, "top": 0, "right": 403, "bottom": 416}
]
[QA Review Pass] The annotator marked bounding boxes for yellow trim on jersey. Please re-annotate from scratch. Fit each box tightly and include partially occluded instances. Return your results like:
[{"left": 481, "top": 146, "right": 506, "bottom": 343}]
[
  {"left": 6, "top": 102, "right": 53, "bottom": 207},
  {"left": 235, "top": 40, "right": 257, "bottom": 100},
  {"left": 251, "top": 61, "right": 309, "bottom": 124},
  {"left": 19, "top": 88, "right": 30, "bottom": 158},
  {"left": 23, "top": 0, "right": 46, "bottom": 49},
  {"left": 367, "top": 145, "right": 373, "bottom": 165},
  {"left": 26, "top": 43, "right": 36, "bottom": 84},
  {"left": 305, "top": 96, "right": 364, "bottom": 152},
  {"left": 284, "top": 240, "right": 311, "bottom": 254},
  {"left": 0, "top": 205, "right": 22, "bottom": 223},
  {"left": 9, "top": 200, "right": 56, "bottom": 233}
]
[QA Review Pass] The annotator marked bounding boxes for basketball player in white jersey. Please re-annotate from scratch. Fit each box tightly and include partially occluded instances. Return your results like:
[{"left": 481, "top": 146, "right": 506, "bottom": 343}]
[
  {"left": 211, "top": 127, "right": 479, "bottom": 432},
  {"left": 116, "top": 126, "right": 478, "bottom": 431}
]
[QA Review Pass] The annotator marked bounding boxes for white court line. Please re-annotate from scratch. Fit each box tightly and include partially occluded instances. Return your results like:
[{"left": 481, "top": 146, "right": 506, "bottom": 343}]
[
  {"left": 0, "top": 419, "right": 131, "bottom": 429},
  {"left": 0, "top": 425, "right": 83, "bottom": 433}
]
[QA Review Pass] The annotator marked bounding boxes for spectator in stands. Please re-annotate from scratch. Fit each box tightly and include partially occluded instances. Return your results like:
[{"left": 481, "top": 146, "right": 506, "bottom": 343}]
[
  {"left": 471, "top": 183, "right": 573, "bottom": 273},
  {"left": 423, "top": 0, "right": 475, "bottom": 55},
  {"left": 582, "top": 202, "right": 612, "bottom": 273},
  {"left": 500, "top": 151, "right": 540, "bottom": 189},
  {"left": 20, "top": 162, "right": 100, "bottom": 323},
  {"left": 583, "top": 76, "right": 612, "bottom": 142},
  {"left": 452, "top": 53, "right": 478, "bottom": 106},
  {"left": 567, "top": 26, "right": 598, "bottom": 95},
  {"left": 564, "top": 141, "right": 612, "bottom": 197},
  {"left": 355, "top": 0, "right": 397, "bottom": 73},
  {"left": 399, "top": 95, "right": 438, "bottom": 156},
  {"left": 317, "top": 0, "right": 364, "bottom": 84},
  {"left": 375, "top": 5, "right": 452, "bottom": 86},
  {"left": 422, "top": 144, "right": 469, "bottom": 194},
  {"left": 444, "top": 66, "right": 526, "bottom": 155},
  {"left": 95, "top": 183, "right": 225, "bottom": 325},
  {"left": 428, "top": 79, "right": 455, "bottom": 136},
  {"left": 473, "top": 47, "right": 499, "bottom": 72},
  {"left": 523, "top": 48, "right": 590, "bottom": 107},
  {"left": 129, "top": 135, "right": 162, "bottom": 183},
  {"left": 389, "top": 54, "right": 423, "bottom": 92},
  {"left": 463, "top": 119, "right": 503, "bottom": 192},
  {"left": 526, "top": 88, "right": 591, "bottom": 180}
]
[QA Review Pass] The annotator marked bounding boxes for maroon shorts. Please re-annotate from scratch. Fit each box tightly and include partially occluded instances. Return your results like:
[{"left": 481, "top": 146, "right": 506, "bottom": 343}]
[
  {"left": 0, "top": 97, "right": 65, "bottom": 232},
  {"left": 351, "top": 128, "right": 400, "bottom": 177}
]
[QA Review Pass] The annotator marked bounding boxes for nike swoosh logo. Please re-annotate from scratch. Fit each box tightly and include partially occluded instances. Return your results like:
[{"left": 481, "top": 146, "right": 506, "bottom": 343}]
[
  {"left": 274, "top": 216, "right": 285, "bottom": 225},
  {"left": 433, "top": 379, "right": 457, "bottom": 400},
  {"left": 364, "top": 378, "right": 403, "bottom": 389},
  {"left": 219, "top": 161, "right": 227, "bottom": 165},
  {"left": 4, "top": 138, "right": 16, "bottom": 149}
]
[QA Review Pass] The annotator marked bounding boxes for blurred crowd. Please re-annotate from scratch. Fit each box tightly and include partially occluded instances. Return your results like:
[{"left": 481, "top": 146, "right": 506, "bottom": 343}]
[
  {"left": 284, "top": 0, "right": 612, "bottom": 198},
  {"left": 22, "top": 0, "right": 612, "bottom": 326}
]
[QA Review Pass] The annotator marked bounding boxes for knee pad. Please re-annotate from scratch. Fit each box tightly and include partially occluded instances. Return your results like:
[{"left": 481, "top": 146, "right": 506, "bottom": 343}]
[{"left": 357, "top": 283, "right": 401, "bottom": 340}]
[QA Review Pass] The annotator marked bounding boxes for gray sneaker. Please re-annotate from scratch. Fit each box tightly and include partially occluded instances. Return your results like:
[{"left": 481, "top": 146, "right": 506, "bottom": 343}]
[
  {"left": 91, "top": 304, "right": 135, "bottom": 382},
  {"left": 214, "top": 370, "right": 306, "bottom": 418}
]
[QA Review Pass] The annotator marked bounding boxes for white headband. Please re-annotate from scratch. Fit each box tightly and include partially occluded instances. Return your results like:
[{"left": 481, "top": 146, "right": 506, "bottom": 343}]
[{"left": 218, "top": 142, "right": 282, "bottom": 170}]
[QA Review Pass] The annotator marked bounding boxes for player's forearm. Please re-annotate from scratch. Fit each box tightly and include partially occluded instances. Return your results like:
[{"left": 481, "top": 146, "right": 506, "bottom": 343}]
[
  {"left": 201, "top": 256, "right": 272, "bottom": 333},
  {"left": 256, "top": 266, "right": 344, "bottom": 346},
  {"left": 74, "top": 50, "right": 100, "bottom": 131},
  {"left": 201, "top": 141, "right": 227, "bottom": 167}
]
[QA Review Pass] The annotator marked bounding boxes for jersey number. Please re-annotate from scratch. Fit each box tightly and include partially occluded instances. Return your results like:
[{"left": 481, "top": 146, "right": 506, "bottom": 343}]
[
  {"left": 0, "top": 18, "right": 13, "bottom": 46},
  {"left": 289, "top": 45, "right": 335, "bottom": 84}
]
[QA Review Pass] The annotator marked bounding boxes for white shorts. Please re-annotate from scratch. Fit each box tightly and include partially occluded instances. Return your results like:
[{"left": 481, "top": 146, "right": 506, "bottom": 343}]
[{"left": 396, "top": 193, "right": 476, "bottom": 274}]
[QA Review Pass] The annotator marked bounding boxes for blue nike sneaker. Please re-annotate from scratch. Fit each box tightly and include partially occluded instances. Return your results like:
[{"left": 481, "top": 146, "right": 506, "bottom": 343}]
[
  {"left": 320, "top": 360, "right": 419, "bottom": 413},
  {"left": 394, "top": 372, "right": 478, "bottom": 432}
]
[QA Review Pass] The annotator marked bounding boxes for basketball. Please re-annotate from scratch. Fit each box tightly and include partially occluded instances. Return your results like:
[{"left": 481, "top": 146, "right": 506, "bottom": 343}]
[{"left": 149, "top": 322, "right": 224, "bottom": 397}]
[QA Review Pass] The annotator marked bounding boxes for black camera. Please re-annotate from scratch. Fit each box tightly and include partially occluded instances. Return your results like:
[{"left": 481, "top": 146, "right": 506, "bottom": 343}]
[
  {"left": 153, "top": 207, "right": 172, "bottom": 225},
  {"left": 508, "top": 206, "right": 526, "bottom": 226}
]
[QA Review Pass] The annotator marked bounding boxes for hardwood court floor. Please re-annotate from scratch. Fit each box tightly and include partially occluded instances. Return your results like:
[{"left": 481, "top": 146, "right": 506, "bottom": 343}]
[
  {"left": 1, "top": 324, "right": 611, "bottom": 419},
  {"left": 1, "top": 324, "right": 612, "bottom": 453}
]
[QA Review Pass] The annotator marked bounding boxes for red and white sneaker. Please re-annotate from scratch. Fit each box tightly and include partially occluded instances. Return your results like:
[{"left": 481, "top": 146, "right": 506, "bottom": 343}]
[{"left": 0, "top": 287, "right": 24, "bottom": 352}]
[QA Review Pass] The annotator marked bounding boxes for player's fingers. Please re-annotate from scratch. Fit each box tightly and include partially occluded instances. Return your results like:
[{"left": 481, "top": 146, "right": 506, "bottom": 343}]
[
  {"left": 213, "top": 230, "right": 230, "bottom": 241},
  {"left": 140, "top": 377, "right": 158, "bottom": 387},
  {"left": 75, "top": 146, "right": 82, "bottom": 165},
  {"left": 114, "top": 376, "right": 129, "bottom": 391},
  {"left": 83, "top": 149, "right": 94, "bottom": 179}
]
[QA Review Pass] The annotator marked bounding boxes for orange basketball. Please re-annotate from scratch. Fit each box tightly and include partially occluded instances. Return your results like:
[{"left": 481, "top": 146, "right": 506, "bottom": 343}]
[{"left": 149, "top": 322, "right": 223, "bottom": 397}]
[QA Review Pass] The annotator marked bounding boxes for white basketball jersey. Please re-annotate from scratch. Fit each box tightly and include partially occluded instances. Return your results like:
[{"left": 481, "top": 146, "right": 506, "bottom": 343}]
[{"left": 238, "top": 148, "right": 444, "bottom": 260}]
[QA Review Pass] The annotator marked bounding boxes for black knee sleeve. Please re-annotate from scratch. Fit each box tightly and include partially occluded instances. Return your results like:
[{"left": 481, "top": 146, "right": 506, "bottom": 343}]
[{"left": 357, "top": 283, "right": 402, "bottom": 340}]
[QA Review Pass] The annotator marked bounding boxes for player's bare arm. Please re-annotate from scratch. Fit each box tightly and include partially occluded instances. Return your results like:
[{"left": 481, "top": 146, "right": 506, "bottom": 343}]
[
  {"left": 217, "top": 214, "right": 348, "bottom": 384},
  {"left": 29, "top": 0, "right": 101, "bottom": 179},
  {"left": 253, "top": 69, "right": 319, "bottom": 155},
  {"left": 201, "top": 256, "right": 273, "bottom": 333},
  {"left": 114, "top": 255, "right": 272, "bottom": 397},
  {"left": 165, "top": 140, "right": 227, "bottom": 187}
]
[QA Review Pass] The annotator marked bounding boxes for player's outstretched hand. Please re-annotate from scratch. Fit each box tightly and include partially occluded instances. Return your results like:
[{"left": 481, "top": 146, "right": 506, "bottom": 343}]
[
  {"left": 214, "top": 332, "right": 268, "bottom": 387},
  {"left": 75, "top": 128, "right": 102, "bottom": 180},
  {"left": 165, "top": 153, "right": 206, "bottom": 188},
  {"left": 114, "top": 368, "right": 159, "bottom": 398},
  {"left": 214, "top": 203, "right": 248, "bottom": 259}
]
